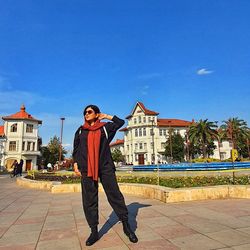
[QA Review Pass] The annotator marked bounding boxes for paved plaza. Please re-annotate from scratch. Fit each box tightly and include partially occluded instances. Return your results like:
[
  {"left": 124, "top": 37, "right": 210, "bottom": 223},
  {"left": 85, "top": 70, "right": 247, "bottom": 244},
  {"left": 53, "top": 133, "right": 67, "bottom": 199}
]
[{"left": 1, "top": 175, "right": 250, "bottom": 249}]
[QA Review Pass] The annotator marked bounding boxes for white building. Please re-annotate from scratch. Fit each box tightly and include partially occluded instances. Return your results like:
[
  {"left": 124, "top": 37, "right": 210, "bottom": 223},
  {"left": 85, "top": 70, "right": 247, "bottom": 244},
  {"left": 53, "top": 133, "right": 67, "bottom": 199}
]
[
  {"left": 0, "top": 126, "right": 6, "bottom": 168},
  {"left": 212, "top": 141, "right": 233, "bottom": 160},
  {"left": 1, "top": 105, "right": 42, "bottom": 171},
  {"left": 110, "top": 102, "right": 233, "bottom": 165},
  {"left": 118, "top": 102, "right": 192, "bottom": 165},
  {"left": 110, "top": 139, "right": 124, "bottom": 155}
]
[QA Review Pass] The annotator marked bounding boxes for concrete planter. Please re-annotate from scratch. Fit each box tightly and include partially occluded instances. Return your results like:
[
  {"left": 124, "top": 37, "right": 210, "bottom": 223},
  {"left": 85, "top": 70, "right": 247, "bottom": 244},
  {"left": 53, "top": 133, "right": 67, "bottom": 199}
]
[{"left": 16, "top": 176, "right": 250, "bottom": 203}]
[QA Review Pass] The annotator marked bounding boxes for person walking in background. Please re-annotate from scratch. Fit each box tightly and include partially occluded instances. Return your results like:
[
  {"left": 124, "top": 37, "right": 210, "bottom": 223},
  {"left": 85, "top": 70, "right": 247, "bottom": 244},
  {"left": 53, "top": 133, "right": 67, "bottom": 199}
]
[
  {"left": 17, "top": 159, "right": 23, "bottom": 176},
  {"left": 73, "top": 104, "right": 138, "bottom": 246},
  {"left": 10, "top": 160, "right": 18, "bottom": 178}
]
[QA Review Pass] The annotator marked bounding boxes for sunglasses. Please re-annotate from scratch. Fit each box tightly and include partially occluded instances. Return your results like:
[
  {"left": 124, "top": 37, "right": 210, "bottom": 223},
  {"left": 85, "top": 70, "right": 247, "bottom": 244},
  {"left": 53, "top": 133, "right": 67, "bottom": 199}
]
[{"left": 84, "top": 110, "right": 95, "bottom": 115}]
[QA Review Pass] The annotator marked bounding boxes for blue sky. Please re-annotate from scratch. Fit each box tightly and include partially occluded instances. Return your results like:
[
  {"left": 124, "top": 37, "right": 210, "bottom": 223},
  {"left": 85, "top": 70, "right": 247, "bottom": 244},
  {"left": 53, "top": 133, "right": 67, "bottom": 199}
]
[{"left": 0, "top": 0, "right": 250, "bottom": 154}]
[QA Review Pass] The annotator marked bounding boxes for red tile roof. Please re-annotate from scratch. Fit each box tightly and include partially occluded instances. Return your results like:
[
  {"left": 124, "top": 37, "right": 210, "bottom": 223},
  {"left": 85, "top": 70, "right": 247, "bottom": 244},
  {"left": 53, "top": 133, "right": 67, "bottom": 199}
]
[
  {"left": 119, "top": 127, "right": 128, "bottom": 132},
  {"left": 0, "top": 126, "right": 4, "bottom": 137},
  {"left": 2, "top": 105, "right": 42, "bottom": 124},
  {"left": 157, "top": 119, "right": 192, "bottom": 127},
  {"left": 110, "top": 139, "right": 124, "bottom": 147},
  {"left": 126, "top": 101, "right": 159, "bottom": 119}
]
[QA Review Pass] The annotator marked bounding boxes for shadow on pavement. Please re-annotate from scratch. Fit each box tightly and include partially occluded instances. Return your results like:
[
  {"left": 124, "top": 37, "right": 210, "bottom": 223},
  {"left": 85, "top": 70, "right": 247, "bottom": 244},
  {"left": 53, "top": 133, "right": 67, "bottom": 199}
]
[{"left": 99, "top": 202, "right": 151, "bottom": 238}]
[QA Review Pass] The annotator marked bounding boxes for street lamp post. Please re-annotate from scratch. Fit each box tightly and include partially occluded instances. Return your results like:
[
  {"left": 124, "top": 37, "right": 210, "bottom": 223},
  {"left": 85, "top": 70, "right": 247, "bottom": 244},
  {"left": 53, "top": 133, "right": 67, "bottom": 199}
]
[
  {"left": 59, "top": 117, "right": 65, "bottom": 166},
  {"left": 185, "top": 131, "right": 190, "bottom": 162},
  {"left": 168, "top": 121, "right": 173, "bottom": 164},
  {"left": 150, "top": 119, "right": 155, "bottom": 165}
]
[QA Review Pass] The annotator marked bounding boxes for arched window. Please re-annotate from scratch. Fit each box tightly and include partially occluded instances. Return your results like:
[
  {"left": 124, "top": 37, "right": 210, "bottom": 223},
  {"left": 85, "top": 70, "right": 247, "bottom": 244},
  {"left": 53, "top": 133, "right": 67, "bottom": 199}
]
[{"left": 10, "top": 123, "right": 17, "bottom": 132}]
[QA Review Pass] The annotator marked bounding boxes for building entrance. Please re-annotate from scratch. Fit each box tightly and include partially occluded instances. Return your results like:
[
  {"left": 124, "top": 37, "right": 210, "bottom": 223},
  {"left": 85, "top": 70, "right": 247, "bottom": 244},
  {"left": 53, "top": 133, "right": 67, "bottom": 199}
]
[
  {"left": 138, "top": 154, "right": 144, "bottom": 165},
  {"left": 26, "top": 160, "right": 32, "bottom": 171}
]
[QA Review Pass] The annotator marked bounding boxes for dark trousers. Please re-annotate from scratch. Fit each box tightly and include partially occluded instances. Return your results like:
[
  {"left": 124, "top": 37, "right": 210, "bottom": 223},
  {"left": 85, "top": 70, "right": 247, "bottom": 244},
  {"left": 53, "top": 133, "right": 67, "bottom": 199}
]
[{"left": 81, "top": 166, "right": 128, "bottom": 228}]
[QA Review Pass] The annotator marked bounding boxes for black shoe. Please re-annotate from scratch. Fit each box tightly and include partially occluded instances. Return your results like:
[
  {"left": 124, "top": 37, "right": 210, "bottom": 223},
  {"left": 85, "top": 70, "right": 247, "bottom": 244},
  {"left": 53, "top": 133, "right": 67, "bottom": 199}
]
[
  {"left": 85, "top": 229, "right": 98, "bottom": 246},
  {"left": 122, "top": 221, "right": 138, "bottom": 243}
]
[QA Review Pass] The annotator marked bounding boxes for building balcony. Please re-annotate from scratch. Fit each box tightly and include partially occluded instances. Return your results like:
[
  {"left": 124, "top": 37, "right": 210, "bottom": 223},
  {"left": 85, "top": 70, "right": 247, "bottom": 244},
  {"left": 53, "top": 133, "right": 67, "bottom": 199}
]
[
  {"left": 134, "top": 148, "right": 147, "bottom": 153},
  {"left": 21, "top": 151, "right": 41, "bottom": 156}
]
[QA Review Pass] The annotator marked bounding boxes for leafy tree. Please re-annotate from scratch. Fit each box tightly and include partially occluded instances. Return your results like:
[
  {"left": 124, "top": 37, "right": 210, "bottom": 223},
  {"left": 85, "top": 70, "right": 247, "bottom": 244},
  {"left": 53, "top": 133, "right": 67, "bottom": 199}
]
[
  {"left": 41, "top": 136, "right": 67, "bottom": 166},
  {"left": 165, "top": 132, "right": 185, "bottom": 162},
  {"left": 189, "top": 119, "right": 218, "bottom": 158},
  {"left": 221, "top": 117, "right": 249, "bottom": 151},
  {"left": 111, "top": 148, "right": 124, "bottom": 164},
  {"left": 188, "top": 140, "right": 216, "bottom": 159},
  {"left": 237, "top": 129, "right": 250, "bottom": 158}
]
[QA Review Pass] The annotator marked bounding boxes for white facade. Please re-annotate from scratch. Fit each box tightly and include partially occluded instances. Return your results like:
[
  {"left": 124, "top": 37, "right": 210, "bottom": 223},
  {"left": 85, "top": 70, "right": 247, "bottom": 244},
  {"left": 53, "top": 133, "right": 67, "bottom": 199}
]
[
  {"left": 112, "top": 102, "right": 233, "bottom": 165},
  {"left": 120, "top": 102, "right": 191, "bottom": 165},
  {"left": 212, "top": 141, "right": 233, "bottom": 160},
  {"left": 1, "top": 105, "right": 42, "bottom": 171},
  {"left": 0, "top": 136, "right": 6, "bottom": 167},
  {"left": 110, "top": 139, "right": 124, "bottom": 155}
]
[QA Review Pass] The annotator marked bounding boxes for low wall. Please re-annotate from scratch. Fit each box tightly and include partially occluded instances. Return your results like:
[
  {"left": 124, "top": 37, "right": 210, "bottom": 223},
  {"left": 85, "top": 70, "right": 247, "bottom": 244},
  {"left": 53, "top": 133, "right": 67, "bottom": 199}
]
[{"left": 16, "top": 177, "right": 250, "bottom": 203}]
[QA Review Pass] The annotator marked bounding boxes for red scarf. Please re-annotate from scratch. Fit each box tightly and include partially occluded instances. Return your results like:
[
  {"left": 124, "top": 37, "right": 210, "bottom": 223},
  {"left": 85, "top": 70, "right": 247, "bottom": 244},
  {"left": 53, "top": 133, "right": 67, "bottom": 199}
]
[{"left": 82, "top": 120, "right": 106, "bottom": 181}]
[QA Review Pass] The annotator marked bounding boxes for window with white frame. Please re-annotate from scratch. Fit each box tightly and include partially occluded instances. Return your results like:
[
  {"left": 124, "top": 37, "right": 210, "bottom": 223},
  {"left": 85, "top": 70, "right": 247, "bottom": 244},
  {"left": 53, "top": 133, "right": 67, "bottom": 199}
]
[
  {"left": 27, "top": 141, "right": 32, "bottom": 151},
  {"left": 135, "top": 143, "right": 138, "bottom": 150},
  {"left": 139, "top": 128, "right": 142, "bottom": 137},
  {"left": 143, "top": 127, "right": 146, "bottom": 136},
  {"left": 26, "top": 124, "right": 33, "bottom": 133},
  {"left": 143, "top": 117, "right": 146, "bottom": 123},
  {"left": 22, "top": 141, "right": 25, "bottom": 151},
  {"left": 10, "top": 123, "right": 17, "bottom": 132},
  {"left": 139, "top": 143, "right": 143, "bottom": 149},
  {"left": 135, "top": 129, "right": 138, "bottom": 137},
  {"left": 138, "top": 116, "right": 141, "bottom": 123},
  {"left": 220, "top": 152, "right": 227, "bottom": 160},
  {"left": 144, "top": 143, "right": 147, "bottom": 149},
  {"left": 159, "top": 129, "right": 163, "bottom": 136},
  {"left": 9, "top": 141, "right": 17, "bottom": 151},
  {"left": 134, "top": 118, "right": 137, "bottom": 124}
]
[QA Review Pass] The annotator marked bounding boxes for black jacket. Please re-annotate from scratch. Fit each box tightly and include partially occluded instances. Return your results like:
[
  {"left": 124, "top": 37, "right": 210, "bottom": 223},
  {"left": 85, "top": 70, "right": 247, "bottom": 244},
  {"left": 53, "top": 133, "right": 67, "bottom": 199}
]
[{"left": 73, "top": 115, "right": 125, "bottom": 173}]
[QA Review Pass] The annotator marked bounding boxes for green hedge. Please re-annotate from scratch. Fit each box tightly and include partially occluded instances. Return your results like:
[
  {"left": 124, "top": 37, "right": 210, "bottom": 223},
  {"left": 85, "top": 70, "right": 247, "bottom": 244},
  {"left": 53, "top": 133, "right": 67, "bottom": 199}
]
[{"left": 25, "top": 172, "right": 250, "bottom": 188}]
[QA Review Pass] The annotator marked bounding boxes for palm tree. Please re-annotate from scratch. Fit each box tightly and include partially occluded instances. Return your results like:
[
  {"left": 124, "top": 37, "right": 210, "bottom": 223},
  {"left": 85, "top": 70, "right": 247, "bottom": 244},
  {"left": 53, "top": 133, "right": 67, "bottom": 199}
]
[
  {"left": 189, "top": 119, "right": 218, "bottom": 158},
  {"left": 221, "top": 118, "right": 248, "bottom": 150}
]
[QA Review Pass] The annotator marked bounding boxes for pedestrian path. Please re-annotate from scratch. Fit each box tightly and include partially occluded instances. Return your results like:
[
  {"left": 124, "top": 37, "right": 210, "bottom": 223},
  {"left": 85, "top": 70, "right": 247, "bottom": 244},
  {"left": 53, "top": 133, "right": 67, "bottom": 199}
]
[{"left": 1, "top": 175, "right": 250, "bottom": 249}]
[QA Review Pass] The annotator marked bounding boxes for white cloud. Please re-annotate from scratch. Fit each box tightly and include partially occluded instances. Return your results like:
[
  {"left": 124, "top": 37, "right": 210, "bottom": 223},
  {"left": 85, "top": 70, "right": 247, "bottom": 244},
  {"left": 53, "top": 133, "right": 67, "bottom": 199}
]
[{"left": 197, "top": 68, "right": 214, "bottom": 75}]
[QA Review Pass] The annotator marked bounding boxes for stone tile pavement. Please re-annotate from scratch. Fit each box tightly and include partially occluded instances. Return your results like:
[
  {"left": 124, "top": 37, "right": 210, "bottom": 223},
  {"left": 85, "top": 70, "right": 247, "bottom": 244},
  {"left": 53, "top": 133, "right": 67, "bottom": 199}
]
[{"left": 1, "top": 175, "right": 250, "bottom": 249}]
